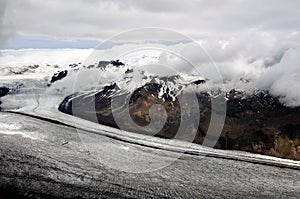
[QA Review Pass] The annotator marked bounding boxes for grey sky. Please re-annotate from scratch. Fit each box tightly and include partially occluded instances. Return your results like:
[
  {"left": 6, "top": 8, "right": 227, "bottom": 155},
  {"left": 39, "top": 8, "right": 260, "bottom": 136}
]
[{"left": 1, "top": 0, "right": 300, "bottom": 41}]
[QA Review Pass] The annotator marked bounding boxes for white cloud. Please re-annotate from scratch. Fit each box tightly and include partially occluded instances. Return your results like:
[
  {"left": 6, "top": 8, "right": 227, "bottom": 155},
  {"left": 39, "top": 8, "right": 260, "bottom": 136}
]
[{"left": 256, "top": 48, "right": 300, "bottom": 107}]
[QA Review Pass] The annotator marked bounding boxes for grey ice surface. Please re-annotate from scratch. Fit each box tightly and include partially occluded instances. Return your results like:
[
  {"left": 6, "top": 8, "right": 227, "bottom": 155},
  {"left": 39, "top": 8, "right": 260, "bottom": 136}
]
[{"left": 0, "top": 112, "right": 300, "bottom": 198}]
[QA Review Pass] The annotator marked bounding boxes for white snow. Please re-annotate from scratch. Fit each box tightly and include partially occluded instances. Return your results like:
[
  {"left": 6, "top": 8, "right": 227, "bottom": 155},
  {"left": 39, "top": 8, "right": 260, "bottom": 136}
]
[{"left": 0, "top": 122, "right": 42, "bottom": 140}]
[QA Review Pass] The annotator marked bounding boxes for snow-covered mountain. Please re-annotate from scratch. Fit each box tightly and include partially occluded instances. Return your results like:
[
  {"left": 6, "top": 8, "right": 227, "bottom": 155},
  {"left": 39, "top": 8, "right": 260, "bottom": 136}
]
[{"left": 53, "top": 59, "right": 300, "bottom": 161}]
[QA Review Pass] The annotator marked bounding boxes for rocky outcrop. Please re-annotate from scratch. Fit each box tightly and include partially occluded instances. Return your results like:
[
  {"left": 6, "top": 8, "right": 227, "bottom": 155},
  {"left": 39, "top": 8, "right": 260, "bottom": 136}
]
[
  {"left": 0, "top": 87, "right": 9, "bottom": 98},
  {"left": 97, "top": 60, "right": 124, "bottom": 69},
  {"left": 212, "top": 90, "right": 300, "bottom": 160},
  {"left": 50, "top": 70, "right": 68, "bottom": 83},
  {"left": 59, "top": 79, "right": 300, "bottom": 160},
  {"left": 0, "top": 87, "right": 10, "bottom": 111}
]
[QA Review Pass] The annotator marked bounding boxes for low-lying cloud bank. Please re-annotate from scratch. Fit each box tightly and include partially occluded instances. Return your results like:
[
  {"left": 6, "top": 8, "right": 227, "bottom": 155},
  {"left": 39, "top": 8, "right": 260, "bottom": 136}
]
[
  {"left": 256, "top": 48, "right": 300, "bottom": 107},
  {"left": 153, "top": 30, "right": 300, "bottom": 107}
]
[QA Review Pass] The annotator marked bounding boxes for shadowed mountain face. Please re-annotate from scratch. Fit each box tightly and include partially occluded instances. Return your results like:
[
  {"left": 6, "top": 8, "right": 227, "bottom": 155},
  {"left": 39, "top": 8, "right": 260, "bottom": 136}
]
[
  {"left": 59, "top": 75, "right": 300, "bottom": 160},
  {"left": 0, "top": 87, "right": 10, "bottom": 111},
  {"left": 0, "top": 87, "right": 10, "bottom": 98}
]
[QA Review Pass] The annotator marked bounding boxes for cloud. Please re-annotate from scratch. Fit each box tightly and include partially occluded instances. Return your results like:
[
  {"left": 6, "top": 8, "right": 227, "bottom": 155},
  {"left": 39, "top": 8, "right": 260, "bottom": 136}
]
[
  {"left": 0, "top": 0, "right": 9, "bottom": 48},
  {"left": 0, "top": 48, "right": 92, "bottom": 67},
  {"left": 155, "top": 30, "right": 300, "bottom": 106},
  {"left": 256, "top": 48, "right": 300, "bottom": 107},
  {"left": 2, "top": 0, "right": 300, "bottom": 40},
  {"left": 1, "top": 30, "right": 300, "bottom": 107}
]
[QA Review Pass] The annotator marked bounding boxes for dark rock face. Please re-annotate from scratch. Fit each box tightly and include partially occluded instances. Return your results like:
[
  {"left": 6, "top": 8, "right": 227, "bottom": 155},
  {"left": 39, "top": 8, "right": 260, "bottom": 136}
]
[
  {"left": 192, "top": 79, "right": 206, "bottom": 85},
  {"left": 0, "top": 87, "right": 10, "bottom": 98},
  {"left": 97, "top": 60, "right": 125, "bottom": 69},
  {"left": 0, "top": 87, "right": 10, "bottom": 111},
  {"left": 59, "top": 82, "right": 300, "bottom": 160},
  {"left": 213, "top": 90, "right": 300, "bottom": 160},
  {"left": 97, "top": 61, "right": 111, "bottom": 68},
  {"left": 110, "top": 60, "right": 125, "bottom": 67},
  {"left": 125, "top": 68, "right": 134, "bottom": 74},
  {"left": 50, "top": 70, "right": 68, "bottom": 83}
]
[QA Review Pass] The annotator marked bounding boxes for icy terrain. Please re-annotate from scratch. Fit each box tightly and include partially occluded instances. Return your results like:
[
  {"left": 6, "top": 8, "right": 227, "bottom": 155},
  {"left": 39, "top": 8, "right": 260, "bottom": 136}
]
[
  {"left": 0, "top": 48, "right": 300, "bottom": 198},
  {"left": 0, "top": 48, "right": 299, "bottom": 166}
]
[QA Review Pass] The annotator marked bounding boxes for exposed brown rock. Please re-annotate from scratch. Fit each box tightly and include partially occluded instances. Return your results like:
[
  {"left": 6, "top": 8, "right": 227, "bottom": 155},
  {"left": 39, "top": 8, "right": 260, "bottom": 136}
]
[{"left": 59, "top": 83, "right": 300, "bottom": 160}]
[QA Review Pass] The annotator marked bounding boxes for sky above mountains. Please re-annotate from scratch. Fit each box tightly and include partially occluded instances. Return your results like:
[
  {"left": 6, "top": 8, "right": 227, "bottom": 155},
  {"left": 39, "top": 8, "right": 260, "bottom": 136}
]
[{"left": 0, "top": 0, "right": 299, "bottom": 49}]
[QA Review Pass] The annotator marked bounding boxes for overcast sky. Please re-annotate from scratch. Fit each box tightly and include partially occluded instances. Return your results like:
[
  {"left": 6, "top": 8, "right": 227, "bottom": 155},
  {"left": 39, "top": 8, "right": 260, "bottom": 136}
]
[{"left": 1, "top": 0, "right": 300, "bottom": 47}]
